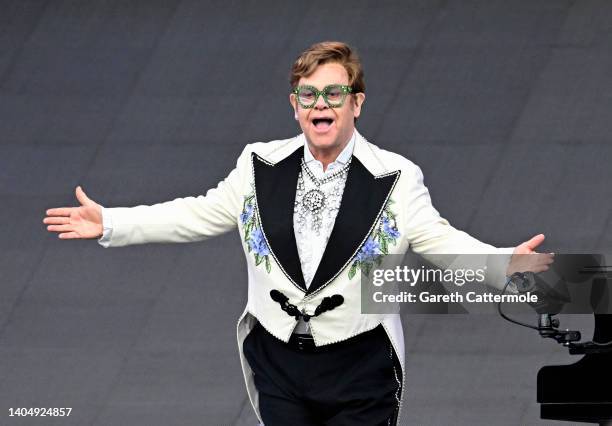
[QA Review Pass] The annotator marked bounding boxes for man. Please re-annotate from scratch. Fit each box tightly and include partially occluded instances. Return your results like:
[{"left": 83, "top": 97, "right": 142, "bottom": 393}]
[{"left": 44, "top": 41, "right": 552, "bottom": 425}]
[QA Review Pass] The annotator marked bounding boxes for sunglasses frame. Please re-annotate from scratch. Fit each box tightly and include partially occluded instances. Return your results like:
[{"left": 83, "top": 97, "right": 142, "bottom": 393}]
[{"left": 292, "top": 84, "right": 354, "bottom": 109}]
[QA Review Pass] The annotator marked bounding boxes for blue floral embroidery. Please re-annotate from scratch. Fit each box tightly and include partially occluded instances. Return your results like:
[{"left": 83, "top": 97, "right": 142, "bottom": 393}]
[
  {"left": 241, "top": 192, "right": 272, "bottom": 273},
  {"left": 248, "top": 228, "right": 270, "bottom": 257},
  {"left": 348, "top": 198, "right": 400, "bottom": 279},
  {"left": 382, "top": 216, "right": 401, "bottom": 239},
  {"left": 240, "top": 203, "right": 254, "bottom": 225},
  {"left": 355, "top": 237, "right": 381, "bottom": 262}
]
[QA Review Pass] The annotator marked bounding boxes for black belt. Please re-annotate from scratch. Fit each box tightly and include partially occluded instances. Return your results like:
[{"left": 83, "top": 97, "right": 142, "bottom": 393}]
[
  {"left": 283, "top": 325, "right": 386, "bottom": 353},
  {"left": 287, "top": 333, "right": 321, "bottom": 352}
]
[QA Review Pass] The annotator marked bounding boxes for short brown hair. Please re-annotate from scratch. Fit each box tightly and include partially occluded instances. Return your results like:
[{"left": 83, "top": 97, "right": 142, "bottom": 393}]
[{"left": 290, "top": 41, "right": 365, "bottom": 93}]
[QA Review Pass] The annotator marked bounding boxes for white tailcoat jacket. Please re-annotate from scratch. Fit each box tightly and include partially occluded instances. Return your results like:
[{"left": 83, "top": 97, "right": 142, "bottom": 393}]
[{"left": 103, "top": 130, "right": 513, "bottom": 423}]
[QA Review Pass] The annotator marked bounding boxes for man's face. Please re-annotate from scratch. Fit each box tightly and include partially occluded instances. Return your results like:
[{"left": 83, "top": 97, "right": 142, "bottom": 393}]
[{"left": 290, "top": 62, "right": 365, "bottom": 153}]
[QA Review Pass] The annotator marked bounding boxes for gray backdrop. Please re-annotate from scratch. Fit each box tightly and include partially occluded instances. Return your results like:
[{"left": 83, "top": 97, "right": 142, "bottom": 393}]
[{"left": 1, "top": 1, "right": 611, "bottom": 425}]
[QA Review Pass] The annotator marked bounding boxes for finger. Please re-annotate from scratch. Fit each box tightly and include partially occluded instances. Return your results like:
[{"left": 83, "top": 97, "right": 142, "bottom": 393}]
[
  {"left": 528, "top": 264, "right": 550, "bottom": 274},
  {"left": 534, "top": 252, "right": 554, "bottom": 260},
  {"left": 46, "top": 207, "right": 74, "bottom": 216},
  {"left": 75, "top": 186, "right": 92, "bottom": 206},
  {"left": 43, "top": 217, "right": 70, "bottom": 225},
  {"left": 524, "top": 234, "right": 545, "bottom": 251},
  {"left": 47, "top": 224, "right": 73, "bottom": 232},
  {"left": 59, "top": 232, "right": 81, "bottom": 239}
]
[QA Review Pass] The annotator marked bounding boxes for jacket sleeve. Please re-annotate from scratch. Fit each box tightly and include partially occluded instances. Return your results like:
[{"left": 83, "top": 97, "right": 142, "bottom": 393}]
[
  {"left": 99, "top": 145, "right": 251, "bottom": 247},
  {"left": 403, "top": 164, "right": 514, "bottom": 290}
]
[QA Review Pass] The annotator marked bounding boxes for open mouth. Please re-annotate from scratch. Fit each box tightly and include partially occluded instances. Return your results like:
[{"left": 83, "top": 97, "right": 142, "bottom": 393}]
[{"left": 312, "top": 117, "right": 334, "bottom": 131}]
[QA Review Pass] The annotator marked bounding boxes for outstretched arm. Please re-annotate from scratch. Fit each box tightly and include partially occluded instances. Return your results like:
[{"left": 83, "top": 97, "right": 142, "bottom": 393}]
[
  {"left": 44, "top": 146, "right": 250, "bottom": 247},
  {"left": 403, "top": 165, "right": 553, "bottom": 286}
]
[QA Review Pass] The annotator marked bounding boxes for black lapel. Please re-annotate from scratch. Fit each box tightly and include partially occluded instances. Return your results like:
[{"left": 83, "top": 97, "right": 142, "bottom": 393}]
[
  {"left": 252, "top": 148, "right": 306, "bottom": 291},
  {"left": 307, "top": 158, "right": 399, "bottom": 295}
]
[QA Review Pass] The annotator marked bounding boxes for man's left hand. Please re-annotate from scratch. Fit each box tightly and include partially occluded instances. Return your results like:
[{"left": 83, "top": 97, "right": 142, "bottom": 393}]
[{"left": 507, "top": 233, "right": 554, "bottom": 276}]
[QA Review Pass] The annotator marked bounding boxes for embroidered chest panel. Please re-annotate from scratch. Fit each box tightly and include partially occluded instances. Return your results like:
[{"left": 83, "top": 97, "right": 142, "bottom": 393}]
[
  {"left": 246, "top": 149, "right": 401, "bottom": 295},
  {"left": 240, "top": 189, "right": 272, "bottom": 273},
  {"left": 348, "top": 198, "right": 400, "bottom": 279}
]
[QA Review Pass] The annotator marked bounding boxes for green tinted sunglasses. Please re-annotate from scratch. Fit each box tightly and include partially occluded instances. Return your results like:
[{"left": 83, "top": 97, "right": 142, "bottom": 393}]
[{"left": 292, "top": 84, "right": 353, "bottom": 108}]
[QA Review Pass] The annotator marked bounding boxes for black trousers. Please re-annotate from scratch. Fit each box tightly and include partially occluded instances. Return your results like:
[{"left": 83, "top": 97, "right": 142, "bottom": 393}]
[{"left": 243, "top": 323, "right": 402, "bottom": 426}]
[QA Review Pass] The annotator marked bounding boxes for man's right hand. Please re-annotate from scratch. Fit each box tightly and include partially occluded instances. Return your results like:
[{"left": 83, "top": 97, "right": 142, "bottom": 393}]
[{"left": 43, "top": 186, "right": 103, "bottom": 239}]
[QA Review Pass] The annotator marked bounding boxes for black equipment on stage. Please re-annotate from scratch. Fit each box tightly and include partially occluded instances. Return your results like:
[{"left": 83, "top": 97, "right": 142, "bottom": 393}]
[{"left": 500, "top": 258, "right": 612, "bottom": 425}]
